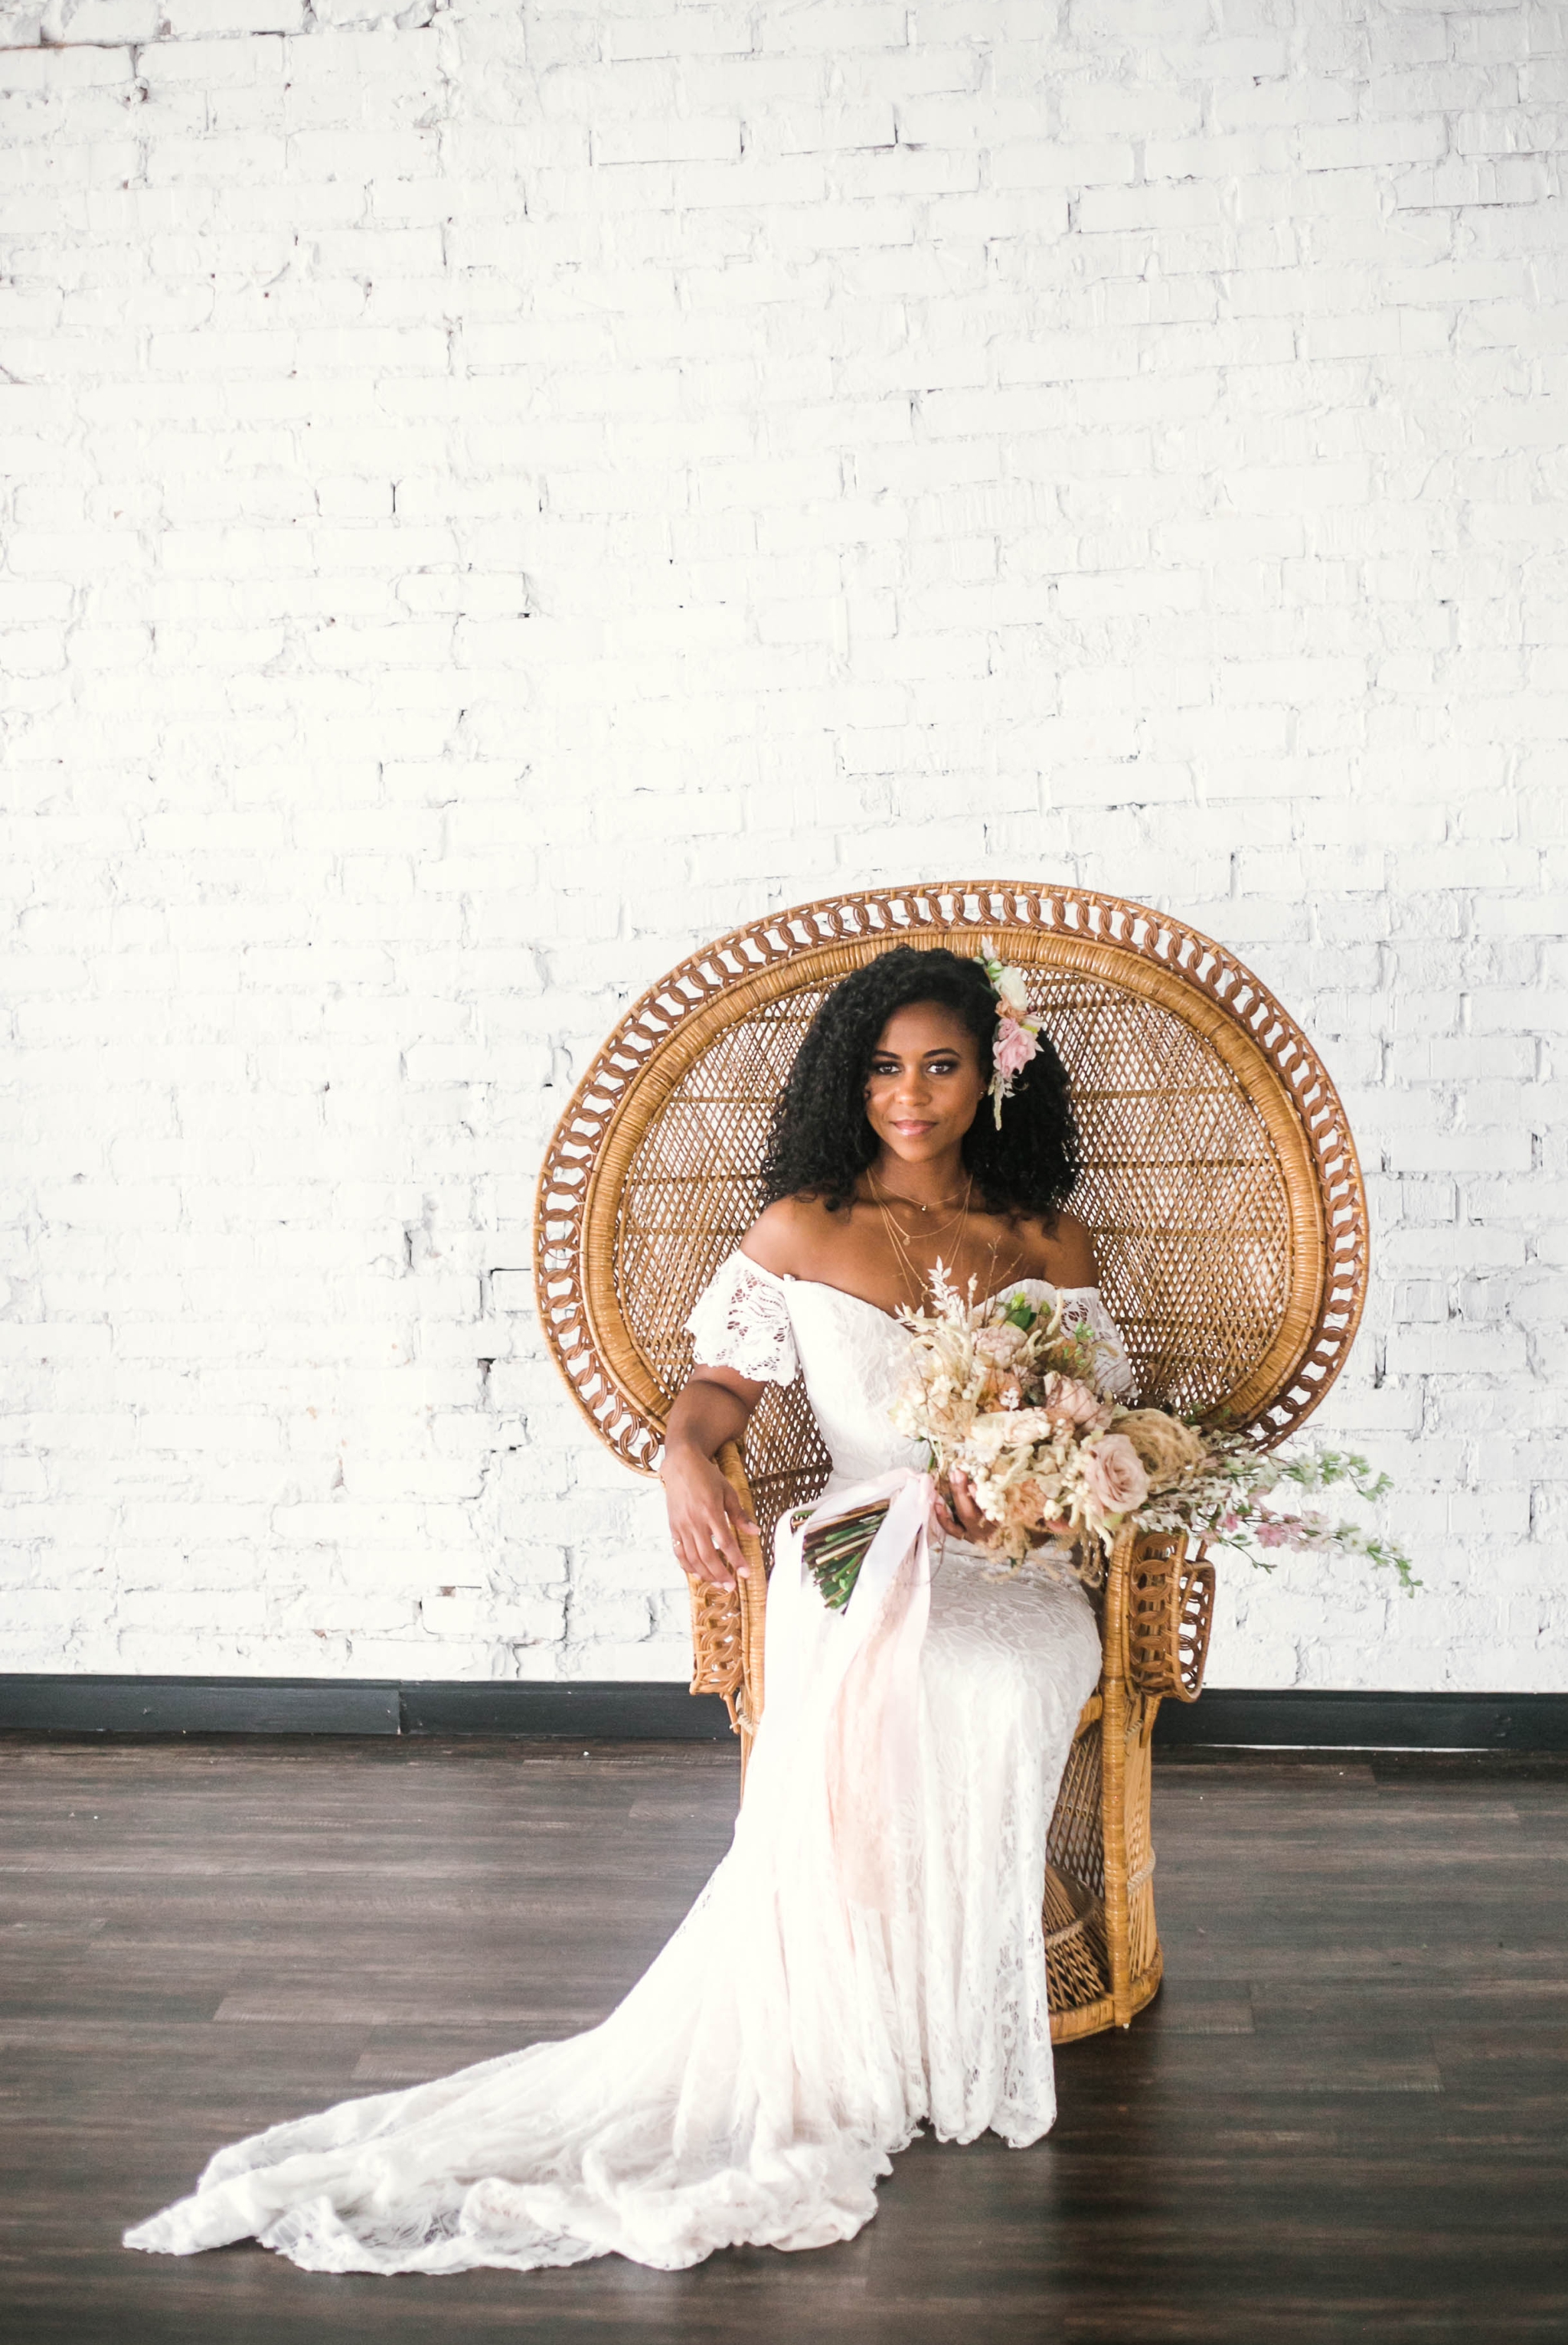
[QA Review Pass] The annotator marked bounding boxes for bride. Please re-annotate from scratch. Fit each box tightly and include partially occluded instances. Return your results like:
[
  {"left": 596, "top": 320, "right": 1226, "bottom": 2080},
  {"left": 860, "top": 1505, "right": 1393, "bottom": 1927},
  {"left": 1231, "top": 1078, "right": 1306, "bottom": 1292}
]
[{"left": 124, "top": 944, "right": 1134, "bottom": 2275}]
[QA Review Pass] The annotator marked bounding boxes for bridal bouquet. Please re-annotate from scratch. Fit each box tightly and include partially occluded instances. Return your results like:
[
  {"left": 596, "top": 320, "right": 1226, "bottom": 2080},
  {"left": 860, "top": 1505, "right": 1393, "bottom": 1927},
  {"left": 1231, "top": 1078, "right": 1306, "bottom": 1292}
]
[{"left": 802, "top": 1268, "right": 1415, "bottom": 1611}]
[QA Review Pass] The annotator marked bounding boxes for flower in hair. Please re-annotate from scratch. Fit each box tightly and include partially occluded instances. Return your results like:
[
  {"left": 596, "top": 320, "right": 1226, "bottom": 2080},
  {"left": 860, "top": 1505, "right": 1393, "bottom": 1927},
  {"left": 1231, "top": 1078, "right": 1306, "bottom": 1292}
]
[
  {"left": 979, "top": 949, "right": 1042, "bottom": 1128},
  {"left": 989, "top": 962, "right": 1031, "bottom": 1020}
]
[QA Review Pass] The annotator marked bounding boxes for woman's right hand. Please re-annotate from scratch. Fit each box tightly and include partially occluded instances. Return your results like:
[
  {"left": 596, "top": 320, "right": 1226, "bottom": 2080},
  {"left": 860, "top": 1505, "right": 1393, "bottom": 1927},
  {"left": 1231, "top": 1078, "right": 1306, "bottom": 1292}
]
[
  {"left": 660, "top": 1445, "right": 760, "bottom": 1592},
  {"left": 934, "top": 1466, "right": 1002, "bottom": 1550}
]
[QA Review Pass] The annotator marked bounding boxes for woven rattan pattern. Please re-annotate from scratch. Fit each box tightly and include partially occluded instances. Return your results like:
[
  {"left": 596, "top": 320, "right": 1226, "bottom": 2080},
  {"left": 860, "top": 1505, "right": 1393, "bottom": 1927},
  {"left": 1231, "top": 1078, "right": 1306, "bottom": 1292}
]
[
  {"left": 616, "top": 968, "right": 1294, "bottom": 1442},
  {"left": 534, "top": 882, "right": 1368, "bottom": 1475},
  {"left": 612, "top": 994, "right": 835, "bottom": 1563}
]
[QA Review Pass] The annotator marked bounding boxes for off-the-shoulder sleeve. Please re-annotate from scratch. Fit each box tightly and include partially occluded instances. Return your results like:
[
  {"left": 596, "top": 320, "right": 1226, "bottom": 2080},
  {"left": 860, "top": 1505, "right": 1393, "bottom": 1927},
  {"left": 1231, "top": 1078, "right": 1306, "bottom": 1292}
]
[
  {"left": 1060, "top": 1287, "right": 1138, "bottom": 1402},
  {"left": 684, "top": 1251, "right": 800, "bottom": 1386}
]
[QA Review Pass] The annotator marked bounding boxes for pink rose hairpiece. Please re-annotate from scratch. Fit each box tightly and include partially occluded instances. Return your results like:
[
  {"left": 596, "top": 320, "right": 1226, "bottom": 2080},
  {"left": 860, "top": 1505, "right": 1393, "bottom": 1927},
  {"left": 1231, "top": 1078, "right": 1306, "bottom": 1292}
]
[{"left": 978, "top": 946, "right": 1042, "bottom": 1128}]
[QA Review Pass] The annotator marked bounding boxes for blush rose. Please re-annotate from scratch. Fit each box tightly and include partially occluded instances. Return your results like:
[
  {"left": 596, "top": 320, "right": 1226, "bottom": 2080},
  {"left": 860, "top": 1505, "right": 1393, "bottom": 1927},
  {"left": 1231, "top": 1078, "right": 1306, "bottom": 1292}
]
[
  {"left": 992, "top": 1016, "right": 1037, "bottom": 1080},
  {"left": 1080, "top": 1432, "right": 1150, "bottom": 1517}
]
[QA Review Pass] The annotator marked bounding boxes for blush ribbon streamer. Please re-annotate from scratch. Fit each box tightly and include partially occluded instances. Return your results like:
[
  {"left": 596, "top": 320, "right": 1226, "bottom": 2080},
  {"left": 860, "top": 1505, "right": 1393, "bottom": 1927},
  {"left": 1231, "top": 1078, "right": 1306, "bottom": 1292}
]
[{"left": 772, "top": 1468, "right": 937, "bottom": 1914}]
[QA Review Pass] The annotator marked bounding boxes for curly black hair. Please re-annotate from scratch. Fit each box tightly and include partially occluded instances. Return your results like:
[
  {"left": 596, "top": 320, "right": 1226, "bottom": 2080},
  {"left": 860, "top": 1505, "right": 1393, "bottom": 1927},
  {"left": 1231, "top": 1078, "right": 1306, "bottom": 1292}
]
[{"left": 760, "top": 945, "right": 1080, "bottom": 1217}]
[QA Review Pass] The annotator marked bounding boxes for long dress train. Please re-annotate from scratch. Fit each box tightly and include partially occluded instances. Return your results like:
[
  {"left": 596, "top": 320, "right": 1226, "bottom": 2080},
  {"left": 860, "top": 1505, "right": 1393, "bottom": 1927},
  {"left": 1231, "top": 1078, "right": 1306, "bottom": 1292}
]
[{"left": 122, "top": 1258, "right": 1125, "bottom": 2274}]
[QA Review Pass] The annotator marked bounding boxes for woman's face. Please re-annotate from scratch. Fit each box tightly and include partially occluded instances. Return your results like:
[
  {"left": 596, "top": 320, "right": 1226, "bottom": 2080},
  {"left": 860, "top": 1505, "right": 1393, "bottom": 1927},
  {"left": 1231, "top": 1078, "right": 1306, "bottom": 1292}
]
[{"left": 863, "top": 1001, "right": 988, "bottom": 1166}]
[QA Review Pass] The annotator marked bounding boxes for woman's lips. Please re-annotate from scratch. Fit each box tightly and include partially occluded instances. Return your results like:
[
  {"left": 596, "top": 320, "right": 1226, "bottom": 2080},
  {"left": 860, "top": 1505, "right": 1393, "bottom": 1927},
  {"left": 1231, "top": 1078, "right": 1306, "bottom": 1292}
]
[{"left": 892, "top": 1119, "right": 936, "bottom": 1135}]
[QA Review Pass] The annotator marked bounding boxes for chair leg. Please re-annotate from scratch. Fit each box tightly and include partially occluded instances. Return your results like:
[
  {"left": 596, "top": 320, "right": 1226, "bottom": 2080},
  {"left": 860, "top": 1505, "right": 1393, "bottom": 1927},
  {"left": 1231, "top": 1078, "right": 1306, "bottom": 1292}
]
[
  {"left": 1100, "top": 1524, "right": 1136, "bottom": 2027},
  {"left": 715, "top": 1440, "right": 768, "bottom": 1798},
  {"left": 1101, "top": 1680, "right": 1134, "bottom": 2026}
]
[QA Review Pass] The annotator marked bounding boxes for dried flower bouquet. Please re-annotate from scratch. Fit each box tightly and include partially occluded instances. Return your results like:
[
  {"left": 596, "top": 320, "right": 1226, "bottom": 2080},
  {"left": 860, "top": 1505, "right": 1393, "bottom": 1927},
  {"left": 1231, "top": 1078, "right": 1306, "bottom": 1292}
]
[{"left": 801, "top": 1267, "right": 1415, "bottom": 1612}]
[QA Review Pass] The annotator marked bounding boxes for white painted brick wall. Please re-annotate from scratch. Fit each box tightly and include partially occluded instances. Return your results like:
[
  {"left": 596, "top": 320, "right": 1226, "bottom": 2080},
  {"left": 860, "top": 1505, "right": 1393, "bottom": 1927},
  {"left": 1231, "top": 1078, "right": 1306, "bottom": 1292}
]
[{"left": 2, "top": 0, "right": 1564, "bottom": 1691}]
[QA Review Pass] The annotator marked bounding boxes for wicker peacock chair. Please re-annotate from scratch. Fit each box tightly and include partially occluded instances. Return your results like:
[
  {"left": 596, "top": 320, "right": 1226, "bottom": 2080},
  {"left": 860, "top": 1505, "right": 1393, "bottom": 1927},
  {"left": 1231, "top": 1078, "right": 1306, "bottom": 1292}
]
[{"left": 534, "top": 883, "right": 1368, "bottom": 2041}]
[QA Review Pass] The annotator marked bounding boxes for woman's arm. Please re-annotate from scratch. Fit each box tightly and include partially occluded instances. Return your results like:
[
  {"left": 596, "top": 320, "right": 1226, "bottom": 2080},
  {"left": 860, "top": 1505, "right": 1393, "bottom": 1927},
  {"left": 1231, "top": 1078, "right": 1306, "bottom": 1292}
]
[
  {"left": 664, "top": 1204, "right": 815, "bottom": 1588},
  {"left": 660, "top": 1367, "right": 766, "bottom": 1592}
]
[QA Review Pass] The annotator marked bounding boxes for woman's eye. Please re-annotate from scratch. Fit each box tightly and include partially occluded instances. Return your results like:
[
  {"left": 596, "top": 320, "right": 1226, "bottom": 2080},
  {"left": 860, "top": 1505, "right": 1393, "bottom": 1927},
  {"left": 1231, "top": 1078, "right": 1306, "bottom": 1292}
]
[{"left": 869, "top": 1054, "right": 961, "bottom": 1075}]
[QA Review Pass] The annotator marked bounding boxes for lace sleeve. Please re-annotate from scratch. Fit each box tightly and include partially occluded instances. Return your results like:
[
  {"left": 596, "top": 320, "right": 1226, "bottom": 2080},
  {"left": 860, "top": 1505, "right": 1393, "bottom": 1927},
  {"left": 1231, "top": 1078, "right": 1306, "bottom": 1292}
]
[
  {"left": 1060, "top": 1287, "right": 1138, "bottom": 1403},
  {"left": 684, "top": 1252, "right": 800, "bottom": 1386}
]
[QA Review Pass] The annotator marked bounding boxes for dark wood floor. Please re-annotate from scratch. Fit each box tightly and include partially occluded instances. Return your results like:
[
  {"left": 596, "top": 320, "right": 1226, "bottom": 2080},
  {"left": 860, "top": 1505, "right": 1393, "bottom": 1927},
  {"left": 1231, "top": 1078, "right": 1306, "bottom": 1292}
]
[{"left": 1, "top": 1736, "right": 1564, "bottom": 2345}]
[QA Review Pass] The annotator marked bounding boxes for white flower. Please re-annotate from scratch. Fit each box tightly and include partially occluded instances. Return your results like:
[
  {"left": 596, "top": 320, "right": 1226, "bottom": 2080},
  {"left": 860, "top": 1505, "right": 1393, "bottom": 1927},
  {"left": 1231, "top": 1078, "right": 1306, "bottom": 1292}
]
[
  {"left": 967, "top": 1406, "right": 1060, "bottom": 1455},
  {"left": 990, "top": 962, "right": 1031, "bottom": 1017}
]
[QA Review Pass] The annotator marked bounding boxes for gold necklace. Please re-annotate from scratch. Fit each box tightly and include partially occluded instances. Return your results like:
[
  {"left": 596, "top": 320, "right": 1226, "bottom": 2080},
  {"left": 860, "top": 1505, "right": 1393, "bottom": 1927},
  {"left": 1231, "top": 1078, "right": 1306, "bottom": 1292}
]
[
  {"left": 869, "top": 1169, "right": 973, "bottom": 1221},
  {"left": 868, "top": 1168, "right": 972, "bottom": 1243},
  {"left": 878, "top": 1210, "right": 931, "bottom": 1311},
  {"left": 880, "top": 1200, "right": 1006, "bottom": 1317},
  {"left": 870, "top": 1170, "right": 974, "bottom": 1309}
]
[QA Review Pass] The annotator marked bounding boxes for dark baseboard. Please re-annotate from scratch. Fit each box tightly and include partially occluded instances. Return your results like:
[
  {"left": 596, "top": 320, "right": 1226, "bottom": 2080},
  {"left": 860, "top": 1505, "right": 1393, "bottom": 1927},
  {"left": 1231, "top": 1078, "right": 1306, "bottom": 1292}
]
[
  {"left": 399, "top": 1681, "right": 733, "bottom": 1739},
  {"left": 0, "top": 1675, "right": 403, "bottom": 1736},
  {"left": 0, "top": 1676, "right": 1563, "bottom": 1752},
  {"left": 0, "top": 1674, "right": 733, "bottom": 1740},
  {"left": 1152, "top": 1688, "right": 1568, "bottom": 1752}
]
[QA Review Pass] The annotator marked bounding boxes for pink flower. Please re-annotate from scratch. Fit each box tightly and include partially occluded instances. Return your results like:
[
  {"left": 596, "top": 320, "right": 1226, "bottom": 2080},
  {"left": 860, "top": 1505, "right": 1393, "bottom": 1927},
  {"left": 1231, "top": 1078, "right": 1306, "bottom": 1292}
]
[
  {"left": 1080, "top": 1432, "right": 1150, "bottom": 1517},
  {"left": 993, "top": 1016, "right": 1038, "bottom": 1081},
  {"left": 1037, "top": 1372, "right": 1106, "bottom": 1429},
  {"left": 975, "top": 1324, "right": 1027, "bottom": 1367}
]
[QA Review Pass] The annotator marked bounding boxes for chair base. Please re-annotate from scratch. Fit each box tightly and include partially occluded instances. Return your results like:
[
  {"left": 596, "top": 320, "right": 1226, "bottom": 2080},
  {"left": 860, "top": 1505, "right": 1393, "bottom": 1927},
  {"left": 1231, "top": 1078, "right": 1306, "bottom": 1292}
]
[
  {"left": 1043, "top": 1855, "right": 1164, "bottom": 2042},
  {"left": 1050, "top": 1942, "right": 1164, "bottom": 2043}
]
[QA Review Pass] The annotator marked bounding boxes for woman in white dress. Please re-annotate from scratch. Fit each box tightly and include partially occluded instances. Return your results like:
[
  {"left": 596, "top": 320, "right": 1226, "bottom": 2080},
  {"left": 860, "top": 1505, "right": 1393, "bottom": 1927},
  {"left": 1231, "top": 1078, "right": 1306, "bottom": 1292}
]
[{"left": 123, "top": 946, "right": 1132, "bottom": 2275}]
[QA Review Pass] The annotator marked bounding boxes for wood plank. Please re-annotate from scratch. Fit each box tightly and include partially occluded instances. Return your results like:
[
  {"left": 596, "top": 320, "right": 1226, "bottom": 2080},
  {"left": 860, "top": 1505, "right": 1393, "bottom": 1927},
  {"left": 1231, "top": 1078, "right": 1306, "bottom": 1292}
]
[{"left": 2, "top": 1739, "right": 1566, "bottom": 2345}]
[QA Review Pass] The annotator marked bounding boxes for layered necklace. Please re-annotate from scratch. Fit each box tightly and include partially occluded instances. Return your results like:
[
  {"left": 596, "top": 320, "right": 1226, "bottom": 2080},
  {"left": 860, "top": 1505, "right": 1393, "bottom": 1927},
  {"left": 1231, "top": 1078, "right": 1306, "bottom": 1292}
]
[{"left": 867, "top": 1167, "right": 976, "bottom": 1312}]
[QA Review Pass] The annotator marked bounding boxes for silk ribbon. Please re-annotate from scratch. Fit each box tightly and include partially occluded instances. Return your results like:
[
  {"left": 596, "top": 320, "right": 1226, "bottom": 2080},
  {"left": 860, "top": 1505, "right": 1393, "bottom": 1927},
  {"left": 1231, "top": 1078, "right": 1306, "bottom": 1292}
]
[{"left": 772, "top": 1468, "right": 937, "bottom": 1914}]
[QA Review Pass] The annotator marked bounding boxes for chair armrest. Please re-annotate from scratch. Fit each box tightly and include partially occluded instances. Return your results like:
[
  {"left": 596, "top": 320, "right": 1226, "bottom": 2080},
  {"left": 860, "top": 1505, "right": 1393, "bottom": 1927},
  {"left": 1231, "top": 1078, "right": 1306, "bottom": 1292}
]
[
  {"left": 716, "top": 1440, "right": 768, "bottom": 1731},
  {"left": 1125, "top": 1531, "right": 1216, "bottom": 1702},
  {"left": 683, "top": 1440, "right": 768, "bottom": 1736}
]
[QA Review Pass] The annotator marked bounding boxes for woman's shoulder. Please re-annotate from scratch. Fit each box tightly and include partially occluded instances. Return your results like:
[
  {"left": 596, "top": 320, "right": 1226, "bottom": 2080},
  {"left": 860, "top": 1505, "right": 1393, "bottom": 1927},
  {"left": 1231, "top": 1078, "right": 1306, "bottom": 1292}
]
[
  {"left": 737, "top": 1194, "right": 844, "bottom": 1280},
  {"left": 1011, "top": 1206, "right": 1098, "bottom": 1288}
]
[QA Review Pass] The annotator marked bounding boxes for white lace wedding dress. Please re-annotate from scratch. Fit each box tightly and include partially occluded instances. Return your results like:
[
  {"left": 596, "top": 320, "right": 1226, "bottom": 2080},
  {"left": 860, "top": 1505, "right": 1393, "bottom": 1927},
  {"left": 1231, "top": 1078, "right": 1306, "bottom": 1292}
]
[{"left": 123, "top": 1256, "right": 1131, "bottom": 2275}]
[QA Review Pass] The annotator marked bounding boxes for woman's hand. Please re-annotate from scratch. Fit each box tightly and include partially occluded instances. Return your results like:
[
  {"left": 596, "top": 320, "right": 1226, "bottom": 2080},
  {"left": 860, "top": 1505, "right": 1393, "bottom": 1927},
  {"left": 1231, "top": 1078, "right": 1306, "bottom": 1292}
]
[
  {"left": 933, "top": 1467, "right": 1001, "bottom": 1549},
  {"left": 1031, "top": 1514, "right": 1075, "bottom": 1545},
  {"left": 659, "top": 1368, "right": 765, "bottom": 1592},
  {"left": 661, "top": 1445, "right": 760, "bottom": 1591}
]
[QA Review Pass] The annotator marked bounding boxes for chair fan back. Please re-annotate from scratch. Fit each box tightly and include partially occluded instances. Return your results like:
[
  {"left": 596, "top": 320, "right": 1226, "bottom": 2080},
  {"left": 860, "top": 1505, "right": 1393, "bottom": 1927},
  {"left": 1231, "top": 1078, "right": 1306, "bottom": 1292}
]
[{"left": 535, "top": 885, "right": 1367, "bottom": 1559}]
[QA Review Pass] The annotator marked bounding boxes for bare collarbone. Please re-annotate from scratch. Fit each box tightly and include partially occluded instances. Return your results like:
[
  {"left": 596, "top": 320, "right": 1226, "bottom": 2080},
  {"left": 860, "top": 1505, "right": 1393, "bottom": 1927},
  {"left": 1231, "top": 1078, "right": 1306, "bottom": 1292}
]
[{"left": 740, "top": 1194, "right": 1098, "bottom": 1321}]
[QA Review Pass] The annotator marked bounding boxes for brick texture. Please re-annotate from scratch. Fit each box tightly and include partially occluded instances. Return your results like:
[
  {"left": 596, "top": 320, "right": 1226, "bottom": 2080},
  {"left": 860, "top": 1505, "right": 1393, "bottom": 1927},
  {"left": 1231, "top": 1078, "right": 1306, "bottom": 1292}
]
[{"left": 2, "top": 0, "right": 1564, "bottom": 1690}]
